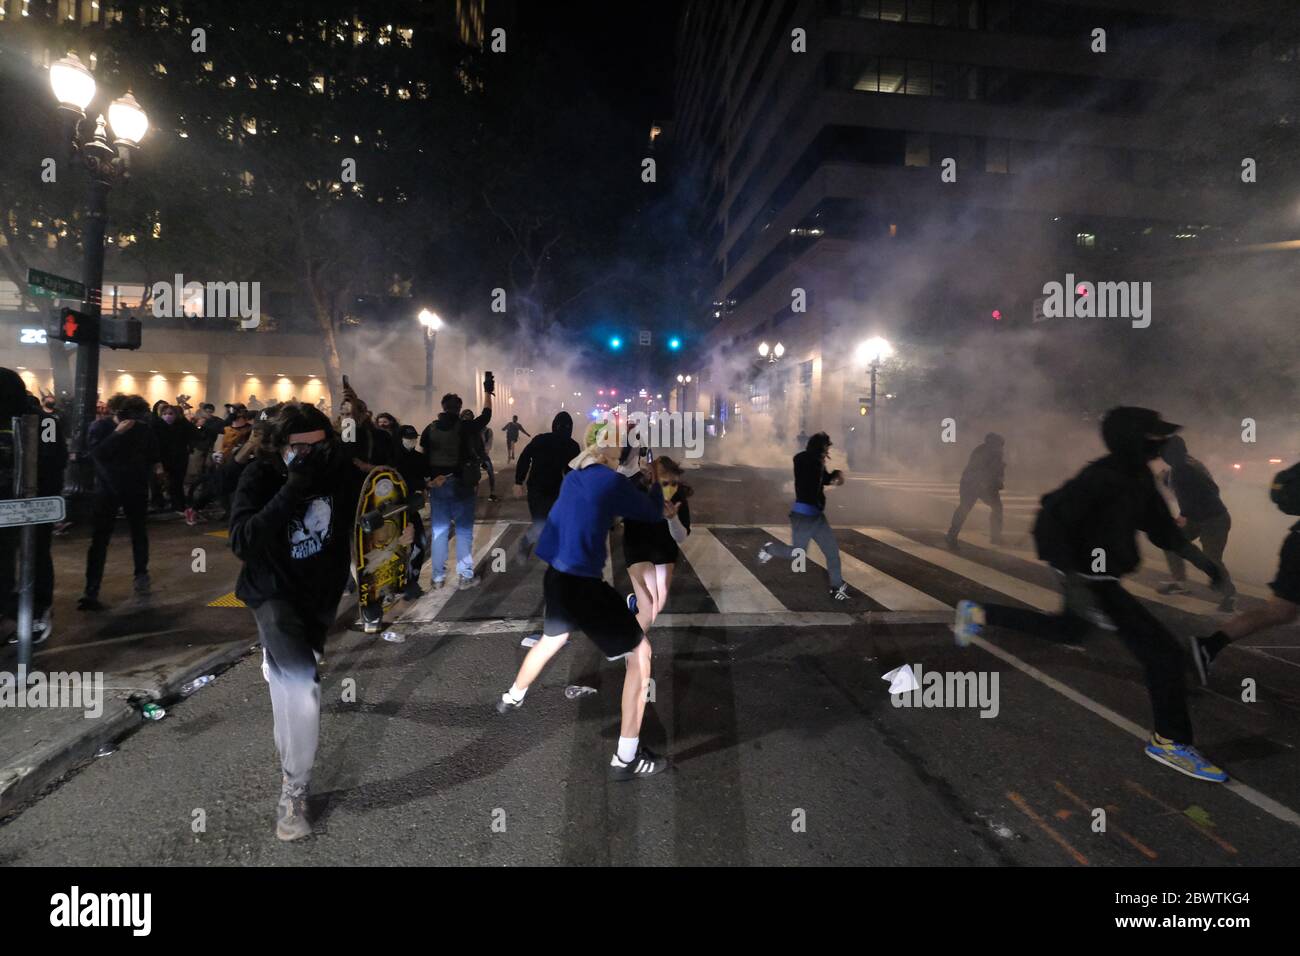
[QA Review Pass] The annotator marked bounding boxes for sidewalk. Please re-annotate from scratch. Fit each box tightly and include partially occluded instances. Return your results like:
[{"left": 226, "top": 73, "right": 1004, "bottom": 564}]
[{"left": 0, "top": 472, "right": 529, "bottom": 820}]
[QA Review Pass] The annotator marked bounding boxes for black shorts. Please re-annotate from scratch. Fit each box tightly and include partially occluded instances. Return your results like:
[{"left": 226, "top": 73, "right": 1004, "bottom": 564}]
[
  {"left": 624, "top": 542, "right": 679, "bottom": 567},
  {"left": 543, "top": 566, "right": 643, "bottom": 660},
  {"left": 1270, "top": 530, "right": 1300, "bottom": 605}
]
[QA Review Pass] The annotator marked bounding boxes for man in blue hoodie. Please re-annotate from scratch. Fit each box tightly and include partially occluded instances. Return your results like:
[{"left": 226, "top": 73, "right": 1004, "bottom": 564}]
[{"left": 496, "top": 421, "right": 671, "bottom": 780}]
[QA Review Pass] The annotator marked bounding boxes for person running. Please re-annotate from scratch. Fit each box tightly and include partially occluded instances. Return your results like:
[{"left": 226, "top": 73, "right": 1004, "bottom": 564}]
[
  {"left": 1156, "top": 435, "right": 1236, "bottom": 611},
  {"left": 80, "top": 394, "right": 159, "bottom": 610},
  {"left": 945, "top": 432, "right": 1005, "bottom": 549},
  {"left": 495, "top": 421, "right": 671, "bottom": 779},
  {"left": 952, "top": 407, "right": 1231, "bottom": 783},
  {"left": 419, "top": 379, "right": 493, "bottom": 590},
  {"left": 1189, "top": 460, "right": 1300, "bottom": 685},
  {"left": 623, "top": 456, "right": 691, "bottom": 634},
  {"left": 757, "top": 432, "right": 850, "bottom": 602},
  {"left": 502, "top": 415, "right": 530, "bottom": 462},
  {"left": 513, "top": 411, "right": 579, "bottom": 560},
  {"left": 229, "top": 403, "right": 370, "bottom": 841},
  {"left": 461, "top": 407, "right": 498, "bottom": 501},
  {"left": 394, "top": 424, "right": 431, "bottom": 599}
]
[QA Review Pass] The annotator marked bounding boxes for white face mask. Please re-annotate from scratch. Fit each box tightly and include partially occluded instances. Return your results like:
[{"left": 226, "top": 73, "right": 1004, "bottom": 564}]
[{"left": 402, "top": 438, "right": 417, "bottom": 450}]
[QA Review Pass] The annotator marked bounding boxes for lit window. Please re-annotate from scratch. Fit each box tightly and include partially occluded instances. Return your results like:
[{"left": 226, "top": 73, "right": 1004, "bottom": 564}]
[
  {"left": 311, "top": 75, "right": 325, "bottom": 94},
  {"left": 1076, "top": 232, "right": 1096, "bottom": 249}
]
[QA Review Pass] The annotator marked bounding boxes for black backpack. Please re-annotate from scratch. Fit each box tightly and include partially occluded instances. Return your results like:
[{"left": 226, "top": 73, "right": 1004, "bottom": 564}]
[{"left": 1270, "top": 462, "right": 1300, "bottom": 516}]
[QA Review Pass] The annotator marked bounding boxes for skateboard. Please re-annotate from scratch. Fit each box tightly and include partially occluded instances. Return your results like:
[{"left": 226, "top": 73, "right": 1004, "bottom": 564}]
[{"left": 352, "top": 466, "right": 422, "bottom": 634}]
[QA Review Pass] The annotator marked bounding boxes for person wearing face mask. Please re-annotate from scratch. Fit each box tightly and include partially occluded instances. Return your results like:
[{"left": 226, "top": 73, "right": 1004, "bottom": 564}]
[
  {"left": 229, "top": 402, "right": 370, "bottom": 841},
  {"left": 394, "top": 424, "right": 431, "bottom": 598},
  {"left": 153, "top": 403, "right": 197, "bottom": 519},
  {"left": 952, "top": 407, "right": 1232, "bottom": 784},
  {"left": 756, "top": 431, "right": 851, "bottom": 602},
  {"left": 622, "top": 456, "right": 692, "bottom": 635}
]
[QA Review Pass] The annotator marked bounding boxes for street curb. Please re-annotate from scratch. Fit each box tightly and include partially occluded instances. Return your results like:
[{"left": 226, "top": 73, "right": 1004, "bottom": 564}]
[{"left": 0, "top": 637, "right": 256, "bottom": 823}]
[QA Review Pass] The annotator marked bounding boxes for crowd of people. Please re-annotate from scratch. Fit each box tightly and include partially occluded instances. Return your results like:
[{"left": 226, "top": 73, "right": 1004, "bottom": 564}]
[{"left": 6, "top": 361, "right": 1300, "bottom": 838}]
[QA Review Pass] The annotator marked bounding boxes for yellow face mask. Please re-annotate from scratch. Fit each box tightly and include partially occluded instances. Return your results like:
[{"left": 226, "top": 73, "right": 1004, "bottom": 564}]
[{"left": 660, "top": 481, "right": 679, "bottom": 501}]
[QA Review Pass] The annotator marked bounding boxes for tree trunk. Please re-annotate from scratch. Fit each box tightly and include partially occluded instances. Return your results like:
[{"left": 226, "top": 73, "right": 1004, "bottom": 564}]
[{"left": 316, "top": 306, "right": 344, "bottom": 410}]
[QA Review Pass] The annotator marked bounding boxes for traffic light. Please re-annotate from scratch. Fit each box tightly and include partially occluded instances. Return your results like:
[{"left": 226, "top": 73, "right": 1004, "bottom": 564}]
[
  {"left": 45, "top": 307, "right": 141, "bottom": 349},
  {"left": 667, "top": 336, "right": 682, "bottom": 351},
  {"left": 102, "top": 317, "right": 142, "bottom": 350},
  {"left": 608, "top": 336, "right": 622, "bottom": 350},
  {"left": 858, "top": 399, "right": 870, "bottom": 417},
  {"left": 47, "top": 307, "right": 97, "bottom": 344}
]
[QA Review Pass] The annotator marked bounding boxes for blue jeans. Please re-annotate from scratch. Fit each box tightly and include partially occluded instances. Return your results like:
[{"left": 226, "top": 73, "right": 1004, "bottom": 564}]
[
  {"left": 428, "top": 477, "right": 477, "bottom": 581},
  {"left": 766, "top": 511, "right": 843, "bottom": 589}
]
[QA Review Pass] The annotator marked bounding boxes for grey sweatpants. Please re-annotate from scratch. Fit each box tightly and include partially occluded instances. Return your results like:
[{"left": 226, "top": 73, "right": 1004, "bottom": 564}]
[{"left": 252, "top": 599, "right": 332, "bottom": 789}]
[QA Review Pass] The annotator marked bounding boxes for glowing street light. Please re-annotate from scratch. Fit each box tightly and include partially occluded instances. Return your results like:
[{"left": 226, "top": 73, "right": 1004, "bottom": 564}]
[
  {"left": 854, "top": 336, "right": 894, "bottom": 461},
  {"left": 416, "top": 308, "right": 443, "bottom": 414}
]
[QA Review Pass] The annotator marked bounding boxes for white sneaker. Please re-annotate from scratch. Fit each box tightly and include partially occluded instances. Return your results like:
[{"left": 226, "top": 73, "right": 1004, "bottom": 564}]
[{"left": 756, "top": 543, "right": 774, "bottom": 564}]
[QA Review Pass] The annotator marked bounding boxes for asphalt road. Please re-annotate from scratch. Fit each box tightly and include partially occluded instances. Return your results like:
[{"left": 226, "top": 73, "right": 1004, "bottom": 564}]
[{"left": 2, "top": 462, "right": 1299, "bottom": 865}]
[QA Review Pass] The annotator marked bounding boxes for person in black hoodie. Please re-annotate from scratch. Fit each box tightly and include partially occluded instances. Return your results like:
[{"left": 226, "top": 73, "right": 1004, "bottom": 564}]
[
  {"left": 1156, "top": 435, "right": 1235, "bottom": 610},
  {"left": 952, "top": 407, "right": 1231, "bottom": 784},
  {"left": 153, "top": 403, "right": 196, "bottom": 516},
  {"left": 756, "top": 431, "right": 850, "bottom": 602},
  {"left": 418, "top": 383, "right": 493, "bottom": 589},
  {"left": 395, "top": 423, "right": 431, "bottom": 599},
  {"left": 80, "top": 394, "right": 160, "bottom": 610},
  {"left": 512, "top": 410, "right": 579, "bottom": 559},
  {"left": 229, "top": 403, "right": 372, "bottom": 841},
  {"left": 945, "top": 432, "right": 1005, "bottom": 548}
]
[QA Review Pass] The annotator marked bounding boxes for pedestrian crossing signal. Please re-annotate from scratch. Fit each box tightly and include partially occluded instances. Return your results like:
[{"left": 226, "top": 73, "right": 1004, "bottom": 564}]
[
  {"left": 859, "top": 402, "right": 870, "bottom": 416},
  {"left": 48, "top": 307, "right": 96, "bottom": 344}
]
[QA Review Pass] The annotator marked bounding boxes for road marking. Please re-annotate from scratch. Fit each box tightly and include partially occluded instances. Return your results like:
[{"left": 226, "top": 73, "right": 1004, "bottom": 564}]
[
  {"left": 862, "top": 527, "right": 1060, "bottom": 611},
  {"left": 399, "top": 520, "right": 510, "bottom": 623},
  {"left": 681, "top": 528, "right": 787, "bottom": 613},
  {"left": 762, "top": 526, "right": 947, "bottom": 611},
  {"left": 1054, "top": 780, "right": 1157, "bottom": 860},
  {"left": 397, "top": 611, "right": 859, "bottom": 634},
  {"left": 1124, "top": 780, "right": 1239, "bottom": 855},
  {"left": 969, "top": 631, "right": 1300, "bottom": 827},
  {"left": 1006, "top": 791, "right": 1090, "bottom": 865}
]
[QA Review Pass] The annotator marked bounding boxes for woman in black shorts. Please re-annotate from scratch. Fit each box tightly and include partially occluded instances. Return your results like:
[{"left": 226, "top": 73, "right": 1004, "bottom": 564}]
[{"left": 623, "top": 456, "right": 691, "bottom": 634}]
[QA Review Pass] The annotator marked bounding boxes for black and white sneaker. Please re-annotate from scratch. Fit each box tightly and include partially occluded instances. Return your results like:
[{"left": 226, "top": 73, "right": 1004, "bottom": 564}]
[
  {"left": 6, "top": 612, "right": 51, "bottom": 646},
  {"left": 1188, "top": 635, "right": 1213, "bottom": 687},
  {"left": 829, "top": 583, "right": 850, "bottom": 602},
  {"left": 609, "top": 746, "right": 669, "bottom": 781},
  {"left": 495, "top": 692, "right": 524, "bottom": 715},
  {"left": 756, "top": 543, "right": 774, "bottom": 564}
]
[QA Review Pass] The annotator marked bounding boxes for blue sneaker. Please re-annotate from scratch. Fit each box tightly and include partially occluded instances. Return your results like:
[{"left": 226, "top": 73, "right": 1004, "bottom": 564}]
[
  {"left": 952, "top": 599, "right": 984, "bottom": 647},
  {"left": 1145, "top": 736, "right": 1228, "bottom": 783}
]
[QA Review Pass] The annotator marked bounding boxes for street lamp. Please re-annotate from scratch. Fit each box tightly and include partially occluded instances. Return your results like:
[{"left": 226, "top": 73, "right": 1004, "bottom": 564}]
[
  {"left": 417, "top": 308, "right": 443, "bottom": 415},
  {"left": 854, "top": 337, "right": 893, "bottom": 462},
  {"left": 675, "top": 373, "right": 692, "bottom": 412},
  {"left": 758, "top": 341, "right": 784, "bottom": 364},
  {"left": 48, "top": 52, "right": 149, "bottom": 492}
]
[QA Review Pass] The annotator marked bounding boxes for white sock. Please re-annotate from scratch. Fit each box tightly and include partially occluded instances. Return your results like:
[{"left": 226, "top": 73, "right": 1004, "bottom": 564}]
[
  {"left": 505, "top": 684, "right": 527, "bottom": 704},
  {"left": 616, "top": 736, "right": 639, "bottom": 764}
]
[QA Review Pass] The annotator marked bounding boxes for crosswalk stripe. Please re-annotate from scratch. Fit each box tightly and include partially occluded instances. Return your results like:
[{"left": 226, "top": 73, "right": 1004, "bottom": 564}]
[
  {"left": 681, "top": 528, "right": 788, "bottom": 613},
  {"left": 761, "top": 526, "right": 948, "bottom": 610},
  {"left": 963, "top": 531, "right": 1241, "bottom": 617},
  {"left": 859, "top": 527, "right": 1060, "bottom": 611},
  {"left": 399, "top": 520, "right": 511, "bottom": 623},
  {"left": 1134, "top": 538, "right": 1272, "bottom": 600}
]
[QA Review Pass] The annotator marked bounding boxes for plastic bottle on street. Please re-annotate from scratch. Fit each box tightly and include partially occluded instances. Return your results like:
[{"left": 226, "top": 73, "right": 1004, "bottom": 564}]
[
  {"left": 140, "top": 703, "right": 166, "bottom": 720},
  {"left": 180, "top": 675, "right": 214, "bottom": 696},
  {"left": 564, "top": 685, "right": 597, "bottom": 699},
  {"left": 381, "top": 630, "right": 405, "bottom": 643}
]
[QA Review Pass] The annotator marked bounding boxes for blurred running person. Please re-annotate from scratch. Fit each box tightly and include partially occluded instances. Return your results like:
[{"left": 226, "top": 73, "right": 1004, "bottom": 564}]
[
  {"left": 757, "top": 432, "right": 850, "bottom": 602},
  {"left": 496, "top": 422, "right": 671, "bottom": 779},
  {"left": 513, "top": 411, "right": 579, "bottom": 560},
  {"left": 952, "top": 408, "right": 1232, "bottom": 783},
  {"left": 1156, "top": 435, "right": 1236, "bottom": 611},
  {"left": 1189, "top": 460, "right": 1300, "bottom": 684},
  {"left": 502, "top": 415, "right": 530, "bottom": 462},
  {"left": 945, "top": 432, "right": 1005, "bottom": 548},
  {"left": 461, "top": 407, "right": 498, "bottom": 501},
  {"left": 623, "top": 456, "right": 691, "bottom": 634}
]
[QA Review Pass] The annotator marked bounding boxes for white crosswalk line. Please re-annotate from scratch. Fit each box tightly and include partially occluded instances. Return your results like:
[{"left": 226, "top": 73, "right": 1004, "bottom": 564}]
[
  {"left": 761, "top": 526, "right": 948, "bottom": 610},
  {"left": 399, "top": 520, "right": 511, "bottom": 623},
  {"left": 963, "top": 531, "right": 1242, "bottom": 617},
  {"left": 860, "top": 527, "right": 1061, "bottom": 611},
  {"left": 1134, "top": 538, "right": 1272, "bottom": 600},
  {"left": 681, "top": 528, "right": 788, "bottom": 612}
]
